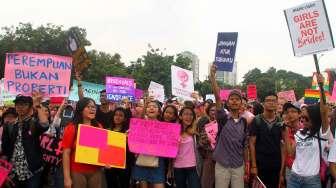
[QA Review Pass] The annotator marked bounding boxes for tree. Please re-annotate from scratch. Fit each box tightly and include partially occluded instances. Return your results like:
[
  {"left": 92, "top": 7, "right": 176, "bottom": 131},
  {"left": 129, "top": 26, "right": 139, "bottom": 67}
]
[
  {"left": 0, "top": 23, "right": 90, "bottom": 78},
  {"left": 128, "top": 46, "right": 192, "bottom": 97},
  {"left": 242, "top": 67, "right": 311, "bottom": 100}
]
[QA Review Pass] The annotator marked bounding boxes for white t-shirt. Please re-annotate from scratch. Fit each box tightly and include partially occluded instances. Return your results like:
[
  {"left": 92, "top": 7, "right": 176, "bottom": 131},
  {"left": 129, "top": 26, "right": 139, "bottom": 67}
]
[
  {"left": 328, "top": 139, "right": 336, "bottom": 163},
  {"left": 292, "top": 127, "right": 330, "bottom": 176}
]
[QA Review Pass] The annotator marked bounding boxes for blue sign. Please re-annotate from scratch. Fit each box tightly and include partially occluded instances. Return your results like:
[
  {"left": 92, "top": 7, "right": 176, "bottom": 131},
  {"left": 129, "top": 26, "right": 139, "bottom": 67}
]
[
  {"left": 69, "top": 80, "right": 104, "bottom": 104},
  {"left": 214, "top": 32, "right": 238, "bottom": 72}
]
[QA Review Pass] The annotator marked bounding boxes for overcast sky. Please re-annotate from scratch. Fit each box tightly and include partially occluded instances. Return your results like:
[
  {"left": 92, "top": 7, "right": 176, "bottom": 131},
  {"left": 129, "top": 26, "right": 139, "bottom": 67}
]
[{"left": 1, "top": 0, "right": 335, "bottom": 83}]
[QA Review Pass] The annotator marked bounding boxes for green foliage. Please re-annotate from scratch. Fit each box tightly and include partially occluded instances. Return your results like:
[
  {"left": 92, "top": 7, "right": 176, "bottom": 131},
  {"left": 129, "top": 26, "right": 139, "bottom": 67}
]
[{"left": 242, "top": 67, "right": 311, "bottom": 100}]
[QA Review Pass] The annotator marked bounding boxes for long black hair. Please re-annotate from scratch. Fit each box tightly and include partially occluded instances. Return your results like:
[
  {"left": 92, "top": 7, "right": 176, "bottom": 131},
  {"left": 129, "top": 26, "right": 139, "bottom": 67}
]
[
  {"left": 302, "top": 103, "right": 322, "bottom": 138},
  {"left": 110, "top": 107, "right": 130, "bottom": 133},
  {"left": 161, "top": 105, "right": 178, "bottom": 123},
  {"left": 72, "top": 97, "right": 99, "bottom": 127},
  {"left": 179, "top": 106, "right": 197, "bottom": 135}
]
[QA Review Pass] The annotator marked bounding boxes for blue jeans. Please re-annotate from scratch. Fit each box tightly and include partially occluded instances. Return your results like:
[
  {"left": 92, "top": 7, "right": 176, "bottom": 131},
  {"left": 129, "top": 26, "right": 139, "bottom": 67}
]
[
  {"left": 287, "top": 171, "right": 321, "bottom": 188},
  {"left": 174, "top": 167, "right": 201, "bottom": 188}
]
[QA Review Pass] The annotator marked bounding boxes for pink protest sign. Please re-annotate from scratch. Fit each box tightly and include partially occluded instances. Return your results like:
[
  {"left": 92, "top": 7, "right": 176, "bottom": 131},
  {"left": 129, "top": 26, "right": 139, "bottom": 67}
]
[
  {"left": 135, "top": 89, "right": 144, "bottom": 100},
  {"left": 0, "top": 159, "right": 12, "bottom": 186},
  {"left": 278, "top": 90, "right": 296, "bottom": 102},
  {"left": 220, "top": 89, "right": 231, "bottom": 101},
  {"left": 330, "top": 81, "right": 336, "bottom": 102},
  {"left": 205, "top": 121, "right": 218, "bottom": 149},
  {"left": 128, "top": 118, "right": 181, "bottom": 158},
  {"left": 4, "top": 52, "right": 72, "bottom": 97},
  {"left": 247, "top": 84, "right": 257, "bottom": 100},
  {"left": 78, "top": 125, "right": 108, "bottom": 148}
]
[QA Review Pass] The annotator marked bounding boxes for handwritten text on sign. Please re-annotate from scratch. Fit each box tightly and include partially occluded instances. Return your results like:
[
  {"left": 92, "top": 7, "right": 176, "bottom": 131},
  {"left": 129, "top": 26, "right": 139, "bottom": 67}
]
[
  {"left": 214, "top": 32, "right": 238, "bottom": 72},
  {"left": 106, "top": 77, "right": 135, "bottom": 102},
  {"left": 205, "top": 121, "right": 218, "bottom": 149},
  {"left": 128, "top": 118, "right": 181, "bottom": 158},
  {"left": 4, "top": 53, "right": 72, "bottom": 96},
  {"left": 284, "top": 0, "right": 334, "bottom": 56}
]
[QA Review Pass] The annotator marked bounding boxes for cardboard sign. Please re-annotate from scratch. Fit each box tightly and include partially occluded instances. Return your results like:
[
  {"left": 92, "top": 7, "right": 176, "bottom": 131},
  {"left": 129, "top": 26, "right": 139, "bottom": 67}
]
[
  {"left": 40, "top": 134, "right": 63, "bottom": 167},
  {"left": 278, "top": 90, "right": 296, "bottom": 102},
  {"left": 205, "top": 121, "right": 218, "bottom": 149},
  {"left": 214, "top": 32, "right": 238, "bottom": 72},
  {"left": 75, "top": 124, "right": 126, "bottom": 169},
  {"left": 247, "top": 84, "right": 257, "bottom": 100},
  {"left": 128, "top": 118, "right": 181, "bottom": 158},
  {"left": 106, "top": 77, "right": 135, "bottom": 102},
  {"left": 171, "top": 65, "right": 194, "bottom": 100},
  {"left": 220, "top": 89, "right": 231, "bottom": 101},
  {"left": 135, "top": 89, "right": 144, "bottom": 100},
  {"left": 0, "top": 78, "right": 15, "bottom": 106},
  {"left": 69, "top": 80, "right": 104, "bottom": 104},
  {"left": 4, "top": 52, "right": 72, "bottom": 97},
  {"left": 0, "top": 159, "right": 12, "bottom": 186},
  {"left": 148, "top": 81, "right": 165, "bottom": 103},
  {"left": 284, "top": 0, "right": 335, "bottom": 56}
]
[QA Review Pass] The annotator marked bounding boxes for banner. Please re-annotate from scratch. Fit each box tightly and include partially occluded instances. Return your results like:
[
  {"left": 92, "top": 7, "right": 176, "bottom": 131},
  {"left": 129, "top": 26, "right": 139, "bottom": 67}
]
[
  {"left": 69, "top": 80, "right": 104, "bottom": 104},
  {"left": 278, "top": 90, "right": 296, "bottom": 102},
  {"left": 0, "top": 79, "right": 16, "bottom": 106},
  {"left": 205, "top": 121, "right": 218, "bottom": 149},
  {"left": 220, "top": 89, "right": 231, "bottom": 101},
  {"left": 171, "top": 65, "right": 194, "bottom": 100},
  {"left": 128, "top": 118, "right": 181, "bottom": 158},
  {"left": 106, "top": 77, "right": 135, "bottom": 102},
  {"left": 148, "top": 81, "right": 165, "bottom": 103},
  {"left": 247, "top": 84, "right": 257, "bottom": 100},
  {"left": 304, "top": 89, "right": 330, "bottom": 104},
  {"left": 40, "top": 134, "right": 63, "bottom": 167},
  {"left": 214, "top": 32, "right": 238, "bottom": 71},
  {"left": 4, "top": 52, "right": 72, "bottom": 97},
  {"left": 284, "top": 0, "right": 335, "bottom": 56},
  {"left": 75, "top": 124, "right": 126, "bottom": 168}
]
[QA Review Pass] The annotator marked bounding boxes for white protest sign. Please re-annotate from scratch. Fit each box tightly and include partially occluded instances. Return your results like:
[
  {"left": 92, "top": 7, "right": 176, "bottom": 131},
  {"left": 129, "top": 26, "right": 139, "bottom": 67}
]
[
  {"left": 0, "top": 78, "right": 16, "bottom": 106},
  {"left": 205, "top": 94, "right": 216, "bottom": 103},
  {"left": 284, "top": 0, "right": 334, "bottom": 56},
  {"left": 171, "top": 65, "right": 194, "bottom": 100},
  {"left": 148, "top": 81, "right": 165, "bottom": 103}
]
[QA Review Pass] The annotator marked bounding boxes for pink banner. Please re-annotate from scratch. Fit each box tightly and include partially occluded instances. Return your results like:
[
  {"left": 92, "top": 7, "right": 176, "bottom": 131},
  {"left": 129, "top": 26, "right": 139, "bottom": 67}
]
[
  {"left": 205, "top": 121, "right": 218, "bottom": 149},
  {"left": 220, "top": 89, "right": 231, "bottom": 101},
  {"left": 247, "top": 84, "right": 257, "bottom": 100},
  {"left": 128, "top": 118, "right": 181, "bottom": 158},
  {"left": 4, "top": 52, "right": 72, "bottom": 97},
  {"left": 278, "top": 90, "right": 296, "bottom": 102}
]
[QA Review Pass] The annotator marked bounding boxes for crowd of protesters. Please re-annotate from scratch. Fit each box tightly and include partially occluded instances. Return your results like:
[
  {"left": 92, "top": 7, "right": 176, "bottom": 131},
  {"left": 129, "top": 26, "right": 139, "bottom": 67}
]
[{"left": 1, "top": 64, "right": 336, "bottom": 188}]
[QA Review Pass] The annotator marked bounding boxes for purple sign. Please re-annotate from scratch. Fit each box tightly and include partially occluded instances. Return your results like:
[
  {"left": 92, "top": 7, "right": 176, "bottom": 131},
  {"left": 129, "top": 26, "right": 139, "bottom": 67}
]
[{"left": 105, "top": 77, "right": 135, "bottom": 102}]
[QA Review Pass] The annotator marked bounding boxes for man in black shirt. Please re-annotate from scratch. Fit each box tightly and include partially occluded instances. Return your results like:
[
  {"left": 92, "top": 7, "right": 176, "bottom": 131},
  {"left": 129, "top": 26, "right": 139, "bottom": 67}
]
[{"left": 96, "top": 90, "right": 113, "bottom": 129}]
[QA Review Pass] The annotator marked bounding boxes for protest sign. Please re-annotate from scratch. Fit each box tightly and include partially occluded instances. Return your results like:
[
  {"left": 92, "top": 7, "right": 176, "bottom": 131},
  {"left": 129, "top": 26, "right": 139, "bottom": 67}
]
[
  {"left": 214, "top": 32, "right": 238, "bottom": 71},
  {"left": 247, "top": 84, "right": 257, "bottom": 100},
  {"left": 0, "top": 159, "right": 12, "bottom": 186},
  {"left": 75, "top": 124, "right": 126, "bottom": 168},
  {"left": 171, "top": 65, "right": 194, "bottom": 100},
  {"left": 205, "top": 121, "right": 218, "bottom": 149},
  {"left": 0, "top": 79, "right": 15, "bottom": 106},
  {"left": 284, "top": 0, "right": 334, "bottom": 56},
  {"left": 135, "top": 89, "right": 144, "bottom": 100},
  {"left": 40, "top": 134, "right": 63, "bottom": 167},
  {"left": 4, "top": 52, "right": 72, "bottom": 97},
  {"left": 106, "top": 77, "right": 135, "bottom": 102},
  {"left": 277, "top": 90, "right": 296, "bottom": 102},
  {"left": 312, "top": 71, "right": 330, "bottom": 91},
  {"left": 304, "top": 89, "right": 330, "bottom": 104},
  {"left": 220, "top": 89, "right": 231, "bottom": 101},
  {"left": 69, "top": 80, "right": 104, "bottom": 104},
  {"left": 128, "top": 118, "right": 181, "bottom": 158},
  {"left": 205, "top": 94, "right": 216, "bottom": 102},
  {"left": 148, "top": 81, "right": 165, "bottom": 103}
]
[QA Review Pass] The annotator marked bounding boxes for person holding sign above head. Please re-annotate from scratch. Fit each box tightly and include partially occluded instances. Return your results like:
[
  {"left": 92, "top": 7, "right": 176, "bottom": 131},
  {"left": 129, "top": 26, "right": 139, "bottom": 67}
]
[
  {"left": 170, "top": 106, "right": 201, "bottom": 188},
  {"left": 131, "top": 99, "right": 166, "bottom": 188},
  {"left": 105, "top": 107, "right": 134, "bottom": 188},
  {"left": 286, "top": 74, "right": 330, "bottom": 188},
  {"left": 209, "top": 64, "right": 249, "bottom": 188},
  {"left": 1, "top": 92, "right": 50, "bottom": 188},
  {"left": 62, "top": 97, "right": 103, "bottom": 188}
]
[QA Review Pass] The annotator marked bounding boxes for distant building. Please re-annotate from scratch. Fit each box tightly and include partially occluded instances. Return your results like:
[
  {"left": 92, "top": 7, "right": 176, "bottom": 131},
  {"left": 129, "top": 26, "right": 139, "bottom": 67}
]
[
  {"left": 215, "top": 62, "right": 238, "bottom": 86},
  {"left": 181, "top": 51, "right": 200, "bottom": 84}
]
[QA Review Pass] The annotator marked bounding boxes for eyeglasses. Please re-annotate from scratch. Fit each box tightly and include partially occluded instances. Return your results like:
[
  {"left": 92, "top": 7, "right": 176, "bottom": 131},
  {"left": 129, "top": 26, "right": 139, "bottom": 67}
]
[{"left": 86, "top": 105, "right": 96, "bottom": 110}]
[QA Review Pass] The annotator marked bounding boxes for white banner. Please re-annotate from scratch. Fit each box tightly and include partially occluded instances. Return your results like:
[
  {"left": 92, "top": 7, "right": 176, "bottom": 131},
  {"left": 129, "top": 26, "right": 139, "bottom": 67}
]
[
  {"left": 171, "top": 65, "right": 194, "bottom": 100},
  {"left": 148, "top": 81, "right": 165, "bottom": 103},
  {"left": 284, "top": 0, "right": 334, "bottom": 56}
]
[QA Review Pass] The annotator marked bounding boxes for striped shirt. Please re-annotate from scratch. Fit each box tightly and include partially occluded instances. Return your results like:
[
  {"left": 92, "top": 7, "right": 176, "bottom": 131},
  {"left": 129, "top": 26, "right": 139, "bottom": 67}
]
[{"left": 213, "top": 109, "right": 248, "bottom": 168}]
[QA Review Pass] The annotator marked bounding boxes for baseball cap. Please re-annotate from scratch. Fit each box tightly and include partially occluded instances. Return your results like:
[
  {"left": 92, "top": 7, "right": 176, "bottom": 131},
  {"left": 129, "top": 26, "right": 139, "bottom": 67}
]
[
  {"left": 228, "top": 90, "right": 242, "bottom": 100},
  {"left": 13, "top": 95, "right": 33, "bottom": 106},
  {"left": 283, "top": 102, "right": 301, "bottom": 112}
]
